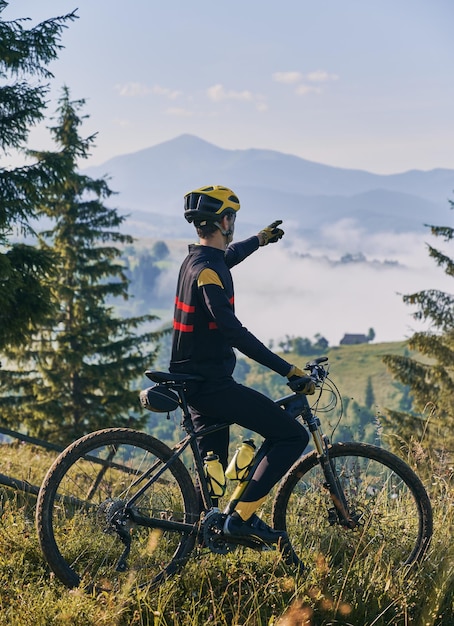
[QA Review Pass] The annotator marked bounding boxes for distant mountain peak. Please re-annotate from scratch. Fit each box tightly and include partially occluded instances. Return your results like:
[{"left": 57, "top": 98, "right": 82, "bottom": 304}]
[
  {"left": 83, "top": 134, "right": 453, "bottom": 226},
  {"left": 166, "top": 133, "right": 217, "bottom": 148}
]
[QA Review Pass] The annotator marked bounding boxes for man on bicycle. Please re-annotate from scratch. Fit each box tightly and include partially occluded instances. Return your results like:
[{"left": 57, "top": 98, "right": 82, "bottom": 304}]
[{"left": 169, "top": 185, "right": 314, "bottom": 543}]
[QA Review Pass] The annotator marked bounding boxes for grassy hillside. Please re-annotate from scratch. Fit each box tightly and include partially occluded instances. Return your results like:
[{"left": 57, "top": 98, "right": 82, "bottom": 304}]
[
  {"left": 267, "top": 340, "right": 412, "bottom": 412},
  {"left": 0, "top": 340, "right": 452, "bottom": 624},
  {"left": 0, "top": 438, "right": 452, "bottom": 625},
  {"left": 225, "top": 340, "right": 415, "bottom": 450},
  {"left": 315, "top": 341, "right": 410, "bottom": 409}
]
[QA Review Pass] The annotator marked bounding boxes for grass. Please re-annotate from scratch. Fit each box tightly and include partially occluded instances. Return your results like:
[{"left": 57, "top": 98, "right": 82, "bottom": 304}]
[{"left": 0, "top": 439, "right": 453, "bottom": 625}]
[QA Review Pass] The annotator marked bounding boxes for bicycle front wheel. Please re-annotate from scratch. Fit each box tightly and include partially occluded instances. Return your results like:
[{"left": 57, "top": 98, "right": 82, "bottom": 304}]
[
  {"left": 36, "top": 428, "right": 199, "bottom": 591},
  {"left": 272, "top": 442, "right": 432, "bottom": 571}
]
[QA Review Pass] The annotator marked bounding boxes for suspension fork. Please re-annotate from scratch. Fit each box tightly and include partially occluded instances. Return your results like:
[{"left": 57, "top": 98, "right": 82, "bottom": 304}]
[
  {"left": 320, "top": 453, "right": 358, "bottom": 529},
  {"left": 303, "top": 398, "right": 357, "bottom": 529}
]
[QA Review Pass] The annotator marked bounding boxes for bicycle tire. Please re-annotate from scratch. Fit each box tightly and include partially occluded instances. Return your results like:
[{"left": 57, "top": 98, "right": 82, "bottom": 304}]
[
  {"left": 272, "top": 441, "right": 432, "bottom": 570},
  {"left": 36, "top": 428, "right": 199, "bottom": 591}
]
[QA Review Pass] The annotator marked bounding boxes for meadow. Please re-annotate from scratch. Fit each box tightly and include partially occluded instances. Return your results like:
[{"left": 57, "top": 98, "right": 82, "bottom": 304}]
[
  {"left": 0, "top": 432, "right": 452, "bottom": 625},
  {"left": 0, "top": 341, "right": 452, "bottom": 625}
]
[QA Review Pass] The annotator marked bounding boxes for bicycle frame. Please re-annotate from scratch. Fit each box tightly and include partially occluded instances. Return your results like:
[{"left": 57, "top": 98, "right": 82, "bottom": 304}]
[
  {"left": 120, "top": 374, "right": 357, "bottom": 537},
  {"left": 36, "top": 357, "right": 433, "bottom": 589}
]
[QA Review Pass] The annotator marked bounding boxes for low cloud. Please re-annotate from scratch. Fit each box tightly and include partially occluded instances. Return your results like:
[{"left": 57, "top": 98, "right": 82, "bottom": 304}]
[
  {"left": 307, "top": 70, "right": 339, "bottom": 82},
  {"left": 316, "top": 219, "right": 434, "bottom": 267},
  {"left": 207, "top": 84, "right": 267, "bottom": 111},
  {"left": 272, "top": 71, "right": 303, "bottom": 84},
  {"left": 230, "top": 228, "right": 451, "bottom": 347},
  {"left": 273, "top": 69, "right": 339, "bottom": 97},
  {"left": 115, "top": 82, "right": 151, "bottom": 97},
  {"left": 115, "top": 82, "right": 184, "bottom": 100}
]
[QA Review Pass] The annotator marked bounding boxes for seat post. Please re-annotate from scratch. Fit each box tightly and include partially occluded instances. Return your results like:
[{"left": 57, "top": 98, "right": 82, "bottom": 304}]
[{"left": 176, "top": 386, "right": 195, "bottom": 433}]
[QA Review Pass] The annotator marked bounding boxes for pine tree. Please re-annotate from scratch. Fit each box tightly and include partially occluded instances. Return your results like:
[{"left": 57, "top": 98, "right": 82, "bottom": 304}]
[
  {"left": 0, "top": 2, "right": 77, "bottom": 348},
  {"left": 364, "top": 376, "right": 375, "bottom": 410},
  {"left": 0, "top": 89, "right": 163, "bottom": 443},
  {"left": 382, "top": 200, "right": 454, "bottom": 462}
]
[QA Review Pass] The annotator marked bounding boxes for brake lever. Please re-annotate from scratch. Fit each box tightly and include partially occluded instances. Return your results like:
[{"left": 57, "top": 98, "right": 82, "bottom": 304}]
[{"left": 304, "top": 362, "right": 328, "bottom": 383}]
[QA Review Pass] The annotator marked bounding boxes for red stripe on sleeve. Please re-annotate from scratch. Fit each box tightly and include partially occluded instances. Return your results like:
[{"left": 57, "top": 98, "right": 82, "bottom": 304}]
[
  {"left": 175, "top": 297, "right": 195, "bottom": 313},
  {"left": 173, "top": 320, "right": 194, "bottom": 332}
]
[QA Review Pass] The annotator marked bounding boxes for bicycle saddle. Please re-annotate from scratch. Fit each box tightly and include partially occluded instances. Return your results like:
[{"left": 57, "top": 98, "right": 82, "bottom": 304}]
[{"left": 145, "top": 370, "right": 205, "bottom": 384}]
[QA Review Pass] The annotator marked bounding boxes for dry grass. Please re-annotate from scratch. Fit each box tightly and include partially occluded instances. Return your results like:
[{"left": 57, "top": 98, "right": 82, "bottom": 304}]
[{"left": 0, "top": 439, "right": 452, "bottom": 626}]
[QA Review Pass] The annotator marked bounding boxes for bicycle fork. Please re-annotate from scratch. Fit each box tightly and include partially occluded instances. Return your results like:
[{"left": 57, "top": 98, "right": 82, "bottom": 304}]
[{"left": 306, "top": 411, "right": 358, "bottom": 530}]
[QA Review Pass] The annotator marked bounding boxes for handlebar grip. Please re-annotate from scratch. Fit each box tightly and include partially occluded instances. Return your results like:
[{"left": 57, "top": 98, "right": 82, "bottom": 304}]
[{"left": 287, "top": 375, "right": 315, "bottom": 393}]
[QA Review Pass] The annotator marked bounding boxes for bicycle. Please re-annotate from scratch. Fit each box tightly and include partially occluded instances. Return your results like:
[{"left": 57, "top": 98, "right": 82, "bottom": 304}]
[{"left": 35, "top": 357, "right": 433, "bottom": 591}]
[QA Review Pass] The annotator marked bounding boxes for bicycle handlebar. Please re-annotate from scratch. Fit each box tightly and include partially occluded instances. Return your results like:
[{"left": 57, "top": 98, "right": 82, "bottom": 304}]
[
  {"left": 286, "top": 356, "right": 329, "bottom": 392},
  {"left": 304, "top": 356, "right": 328, "bottom": 382},
  {"left": 305, "top": 356, "right": 328, "bottom": 368}
]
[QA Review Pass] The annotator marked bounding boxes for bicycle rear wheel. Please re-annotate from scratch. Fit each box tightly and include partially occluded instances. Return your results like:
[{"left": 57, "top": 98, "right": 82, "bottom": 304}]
[
  {"left": 36, "top": 428, "right": 199, "bottom": 591},
  {"left": 272, "top": 442, "right": 432, "bottom": 571}
]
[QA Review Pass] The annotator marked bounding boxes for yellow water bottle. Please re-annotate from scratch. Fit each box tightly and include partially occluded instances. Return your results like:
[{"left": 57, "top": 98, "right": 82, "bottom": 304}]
[
  {"left": 225, "top": 439, "right": 256, "bottom": 481},
  {"left": 203, "top": 451, "right": 226, "bottom": 497}
]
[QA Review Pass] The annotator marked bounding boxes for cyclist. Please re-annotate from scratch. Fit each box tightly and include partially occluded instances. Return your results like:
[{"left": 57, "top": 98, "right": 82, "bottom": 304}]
[{"left": 169, "top": 185, "right": 314, "bottom": 543}]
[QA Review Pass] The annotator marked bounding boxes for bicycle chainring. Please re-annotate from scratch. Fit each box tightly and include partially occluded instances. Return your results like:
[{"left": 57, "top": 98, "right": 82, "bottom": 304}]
[{"left": 202, "top": 510, "right": 234, "bottom": 555}]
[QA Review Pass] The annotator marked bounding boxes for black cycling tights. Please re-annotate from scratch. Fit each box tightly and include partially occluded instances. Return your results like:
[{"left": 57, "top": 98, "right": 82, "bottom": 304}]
[{"left": 187, "top": 377, "right": 309, "bottom": 505}]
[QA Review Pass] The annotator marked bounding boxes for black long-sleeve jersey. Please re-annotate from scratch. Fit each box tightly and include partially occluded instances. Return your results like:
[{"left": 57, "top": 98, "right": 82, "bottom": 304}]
[{"left": 169, "top": 237, "right": 291, "bottom": 380}]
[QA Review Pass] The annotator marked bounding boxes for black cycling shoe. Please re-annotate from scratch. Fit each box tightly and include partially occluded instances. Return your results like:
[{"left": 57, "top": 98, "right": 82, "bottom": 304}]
[{"left": 223, "top": 513, "right": 288, "bottom": 544}]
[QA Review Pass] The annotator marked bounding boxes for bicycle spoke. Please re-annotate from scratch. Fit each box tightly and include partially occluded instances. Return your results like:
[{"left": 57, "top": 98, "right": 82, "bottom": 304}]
[{"left": 273, "top": 442, "right": 432, "bottom": 570}]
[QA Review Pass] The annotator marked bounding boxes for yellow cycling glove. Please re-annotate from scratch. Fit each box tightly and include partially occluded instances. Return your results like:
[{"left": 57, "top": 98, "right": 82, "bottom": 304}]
[
  {"left": 258, "top": 220, "right": 284, "bottom": 246},
  {"left": 287, "top": 365, "right": 316, "bottom": 395}
]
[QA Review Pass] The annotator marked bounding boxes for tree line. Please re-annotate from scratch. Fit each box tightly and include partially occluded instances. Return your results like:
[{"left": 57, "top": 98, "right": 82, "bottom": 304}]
[
  {"left": 0, "top": 3, "right": 452, "bottom": 463},
  {"left": 0, "top": 5, "right": 162, "bottom": 444}
]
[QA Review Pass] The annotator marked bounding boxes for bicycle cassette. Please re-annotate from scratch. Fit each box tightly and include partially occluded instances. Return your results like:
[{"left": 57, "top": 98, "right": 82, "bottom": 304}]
[{"left": 97, "top": 498, "right": 134, "bottom": 534}]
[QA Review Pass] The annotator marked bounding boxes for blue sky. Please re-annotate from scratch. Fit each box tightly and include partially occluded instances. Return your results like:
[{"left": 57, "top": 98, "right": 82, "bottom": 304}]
[
  {"left": 3, "top": 1, "right": 453, "bottom": 344},
  {"left": 4, "top": 0, "right": 454, "bottom": 173}
]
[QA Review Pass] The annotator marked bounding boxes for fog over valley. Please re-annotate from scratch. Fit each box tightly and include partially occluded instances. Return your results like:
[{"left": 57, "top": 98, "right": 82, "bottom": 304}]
[
  {"left": 101, "top": 136, "right": 452, "bottom": 347},
  {"left": 144, "top": 225, "right": 451, "bottom": 348}
]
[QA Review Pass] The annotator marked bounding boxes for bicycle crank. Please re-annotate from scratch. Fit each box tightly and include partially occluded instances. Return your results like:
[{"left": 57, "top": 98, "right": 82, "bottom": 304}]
[
  {"left": 202, "top": 510, "right": 234, "bottom": 555},
  {"left": 201, "top": 509, "right": 274, "bottom": 554}
]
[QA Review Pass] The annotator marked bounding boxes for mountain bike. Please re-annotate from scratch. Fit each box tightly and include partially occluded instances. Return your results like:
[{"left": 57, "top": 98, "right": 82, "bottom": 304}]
[{"left": 35, "top": 357, "right": 433, "bottom": 592}]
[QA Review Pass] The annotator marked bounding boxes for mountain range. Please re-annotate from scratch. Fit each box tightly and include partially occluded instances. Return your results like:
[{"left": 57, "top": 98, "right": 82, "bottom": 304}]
[{"left": 84, "top": 134, "right": 454, "bottom": 240}]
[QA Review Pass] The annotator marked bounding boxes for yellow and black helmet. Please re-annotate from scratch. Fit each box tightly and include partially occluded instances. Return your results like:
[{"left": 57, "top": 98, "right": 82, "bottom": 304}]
[{"left": 184, "top": 185, "right": 240, "bottom": 224}]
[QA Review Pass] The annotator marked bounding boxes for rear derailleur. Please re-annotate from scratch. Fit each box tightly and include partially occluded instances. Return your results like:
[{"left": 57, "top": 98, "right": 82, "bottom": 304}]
[{"left": 97, "top": 498, "right": 134, "bottom": 572}]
